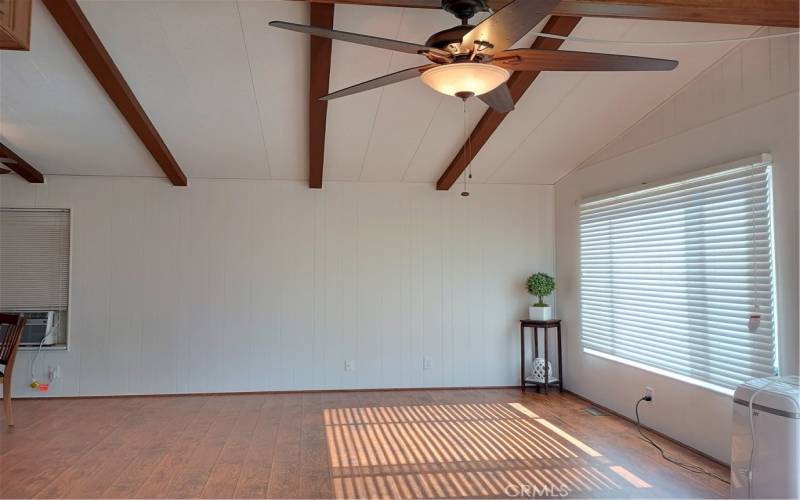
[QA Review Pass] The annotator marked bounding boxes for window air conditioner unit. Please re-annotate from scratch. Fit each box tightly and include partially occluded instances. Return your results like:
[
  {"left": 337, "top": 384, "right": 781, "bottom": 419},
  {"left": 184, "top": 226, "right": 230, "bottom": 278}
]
[{"left": 19, "top": 311, "right": 56, "bottom": 347}]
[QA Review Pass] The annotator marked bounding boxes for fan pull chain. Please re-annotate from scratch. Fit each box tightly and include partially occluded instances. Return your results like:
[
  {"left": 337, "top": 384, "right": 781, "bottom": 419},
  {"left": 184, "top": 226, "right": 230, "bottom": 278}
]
[{"left": 461, "top": 97, "right": 471, "bottom": 197}]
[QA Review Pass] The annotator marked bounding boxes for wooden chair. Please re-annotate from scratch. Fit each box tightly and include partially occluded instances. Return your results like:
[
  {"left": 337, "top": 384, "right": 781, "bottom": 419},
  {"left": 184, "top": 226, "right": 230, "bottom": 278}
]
[{"left": 0, "top": 313, "right": 26, "bottom": 426}]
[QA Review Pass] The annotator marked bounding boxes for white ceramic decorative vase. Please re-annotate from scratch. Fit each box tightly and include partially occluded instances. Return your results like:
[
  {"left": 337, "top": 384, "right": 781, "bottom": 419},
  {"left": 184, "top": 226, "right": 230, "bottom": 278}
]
[
  {"left": 529, "top": 305, "right": 552, "bottom": 321},
  {"left": 529, "top": 357, "right": 554, "bottom": 383}
]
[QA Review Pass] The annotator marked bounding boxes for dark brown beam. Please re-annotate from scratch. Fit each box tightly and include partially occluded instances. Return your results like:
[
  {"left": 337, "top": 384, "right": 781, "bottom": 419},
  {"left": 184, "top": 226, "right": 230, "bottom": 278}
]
[
  {"left": 41, "top": 0, "right": 188, "bottom": 186},
  {"left": 309, "top": 2, "right": 335, "bottom": 189},
  {"left": 437, "top": 16, "right": 581, "bottom": 191},
  {"left": 0, "top": 141, "right": 44, "bottom": 183},
  {"left": 290, "top": 0, "right": 798, "bottom": 27},
  {"left": 550, "top": 0, "right": 799, "bottom": 28}
]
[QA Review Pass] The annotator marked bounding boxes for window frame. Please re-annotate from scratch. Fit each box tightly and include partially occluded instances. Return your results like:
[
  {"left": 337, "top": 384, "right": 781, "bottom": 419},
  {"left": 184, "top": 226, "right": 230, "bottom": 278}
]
[{"left": 0, "top": 207, "right": 73, "bottom": 350}]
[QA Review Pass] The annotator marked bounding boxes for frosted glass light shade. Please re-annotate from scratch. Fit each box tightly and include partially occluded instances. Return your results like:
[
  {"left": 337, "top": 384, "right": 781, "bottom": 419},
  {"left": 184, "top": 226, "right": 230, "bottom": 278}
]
[{"left": 421, "top": 63, "right": 510, "bottom": 97}]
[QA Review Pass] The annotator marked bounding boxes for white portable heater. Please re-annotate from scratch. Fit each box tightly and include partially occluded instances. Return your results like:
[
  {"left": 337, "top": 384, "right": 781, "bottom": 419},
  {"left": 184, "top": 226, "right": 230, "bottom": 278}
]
[{"left": 731, "top": 376, "right": 800, "bottom": 499}]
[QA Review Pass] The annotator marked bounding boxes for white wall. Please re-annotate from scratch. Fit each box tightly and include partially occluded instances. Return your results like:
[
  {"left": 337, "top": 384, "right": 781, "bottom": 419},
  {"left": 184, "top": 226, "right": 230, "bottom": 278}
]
[
  {"left": 555, "top": 32, "right": 799, "bottom": 463},
  {"left": 0, "top": 176, "right": 554, "bottom": 397}
]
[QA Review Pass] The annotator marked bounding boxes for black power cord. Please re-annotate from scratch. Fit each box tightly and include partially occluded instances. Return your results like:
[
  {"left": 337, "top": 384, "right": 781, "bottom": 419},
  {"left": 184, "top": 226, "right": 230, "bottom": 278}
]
[{"left": 635, "top": 396, "right": 731, "bottom": 484}]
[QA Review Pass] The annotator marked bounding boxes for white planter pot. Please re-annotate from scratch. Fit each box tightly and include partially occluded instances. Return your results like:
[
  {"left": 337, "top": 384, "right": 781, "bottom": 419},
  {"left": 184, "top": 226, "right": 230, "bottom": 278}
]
[{"left": 529, "top": 306, "right": 552, "bottom": 321}]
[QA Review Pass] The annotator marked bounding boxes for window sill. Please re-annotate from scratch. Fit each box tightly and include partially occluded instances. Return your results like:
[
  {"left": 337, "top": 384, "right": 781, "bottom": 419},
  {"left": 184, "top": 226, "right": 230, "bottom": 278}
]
[
  {"left": 583, "top": 348, "right": 735, "bottom": 397},
  {"left": 19, "top": 344, "right": 68, "bottom": 352}
]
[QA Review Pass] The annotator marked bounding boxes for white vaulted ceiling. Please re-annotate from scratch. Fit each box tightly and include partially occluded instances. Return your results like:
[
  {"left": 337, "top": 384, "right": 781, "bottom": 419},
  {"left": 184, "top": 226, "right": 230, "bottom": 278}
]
[{"left": 0, "top": 0, "right": 758, "bottom": 185}]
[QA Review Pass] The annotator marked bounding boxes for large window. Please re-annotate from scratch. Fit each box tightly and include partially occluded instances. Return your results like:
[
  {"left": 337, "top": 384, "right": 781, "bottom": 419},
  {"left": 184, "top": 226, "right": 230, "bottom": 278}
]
[
  {"left": 579, "top": 156, "right": 777, "bottom": 391},
  {"left": 0, "top": 208, "right": 71, "bottom": 347}
]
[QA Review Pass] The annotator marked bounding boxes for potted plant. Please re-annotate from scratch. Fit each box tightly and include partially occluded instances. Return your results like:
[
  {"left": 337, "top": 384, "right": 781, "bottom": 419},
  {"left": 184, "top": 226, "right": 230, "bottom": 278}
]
[{"left": 527, "top": 273, "right": 555, "bottom": 320}]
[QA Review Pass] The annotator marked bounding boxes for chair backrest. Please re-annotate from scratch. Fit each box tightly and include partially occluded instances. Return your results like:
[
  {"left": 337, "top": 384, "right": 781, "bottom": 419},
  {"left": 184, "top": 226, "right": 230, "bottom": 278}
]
[{"left": 0, "top": 313, "right": 26, "bottom": 368}]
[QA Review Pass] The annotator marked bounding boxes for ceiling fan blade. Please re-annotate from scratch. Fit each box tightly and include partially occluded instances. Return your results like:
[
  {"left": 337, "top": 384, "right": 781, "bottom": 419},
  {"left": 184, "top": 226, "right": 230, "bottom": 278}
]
[
  {"left": 492, "top": 48, "right": 678, "bottom": 71},
  {"left": 478, "top": 84, "right": 515, "bottom": 113},
  {"left": 485, "top": 0, "right": 513, "bottom": 9},
  {"left": 269, "top": 21, "right": 449, "bottom": 58},
  {"left": 461, "top": 0, "right": 560, "bottom": 55},
  {"left": 321, "top": 64, "right": 436, "bottom": 101},
  {"left": 286, "top": 0, "right": 441, "bottom": 7},
  {"left": 0, "top": 167, "right": 10, "bottom": 175}
]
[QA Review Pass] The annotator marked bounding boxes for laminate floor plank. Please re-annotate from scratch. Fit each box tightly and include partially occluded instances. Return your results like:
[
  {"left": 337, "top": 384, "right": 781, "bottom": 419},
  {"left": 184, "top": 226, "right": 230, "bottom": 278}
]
[
  {"left": 266, "top": 399, "right": 304, "bottom": 499},
  {"left": 200, "top": 395, "right": 265, "bottom": 498},
  {"left": 232, "top": 394, "right": 285, "bottom": 498}
]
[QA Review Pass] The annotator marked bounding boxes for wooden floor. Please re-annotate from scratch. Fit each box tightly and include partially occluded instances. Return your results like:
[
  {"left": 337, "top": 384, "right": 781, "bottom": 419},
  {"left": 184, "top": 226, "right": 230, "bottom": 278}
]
[{"left": 0, "top": 389, "right": 729, "bottom": 499}]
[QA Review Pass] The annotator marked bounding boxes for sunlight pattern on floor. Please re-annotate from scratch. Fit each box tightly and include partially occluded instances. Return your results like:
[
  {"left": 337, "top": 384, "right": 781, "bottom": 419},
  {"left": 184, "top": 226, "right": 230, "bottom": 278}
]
[{"left": 323, "top": 402, "right": 651, "bottom": 498}]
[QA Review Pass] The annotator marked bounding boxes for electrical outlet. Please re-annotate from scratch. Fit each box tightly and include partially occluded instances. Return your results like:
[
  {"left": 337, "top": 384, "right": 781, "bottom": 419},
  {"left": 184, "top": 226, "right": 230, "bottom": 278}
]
[
  {"left": 345, "top": 360, "right": 355, "bottom": 372},
  {"left": 423, "top": 358, "right": 432, "bottom": 370},
  {"left": 644, "top": 386, "right": 654, "bottom": 402},
  {"left": 48, "top": 365, "right": 61, "bottom": 381}
]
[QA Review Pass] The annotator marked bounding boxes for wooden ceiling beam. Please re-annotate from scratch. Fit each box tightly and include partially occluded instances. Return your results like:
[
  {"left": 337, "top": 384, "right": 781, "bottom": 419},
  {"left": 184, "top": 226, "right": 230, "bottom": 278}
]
[
  {"left": 41, "top": 0, "right": 187, "bottom": 186},
  {"left": 436, "top": 16, "right": 581, "bottom": 191},
  {"left": 309, "top": 2, "right": 335, "bottom": 189},
  {"left": 0, "top": 141, "right": 45, "bottom": 183},
  {"left": 550, "top": 0, "right": 799, "bottom": 28},
  {"left": 288, "top": 0, "right": 798, "bottom": 27}
]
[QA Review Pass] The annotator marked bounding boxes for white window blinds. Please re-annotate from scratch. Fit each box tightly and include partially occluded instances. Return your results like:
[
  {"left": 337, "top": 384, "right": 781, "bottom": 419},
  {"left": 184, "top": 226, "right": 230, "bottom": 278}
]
[
  {"left": 579, "top": 157, "right": 777, "bottom": 390},
  {"left": 0, "top": 208, "right": 71, "bottom": 311}
]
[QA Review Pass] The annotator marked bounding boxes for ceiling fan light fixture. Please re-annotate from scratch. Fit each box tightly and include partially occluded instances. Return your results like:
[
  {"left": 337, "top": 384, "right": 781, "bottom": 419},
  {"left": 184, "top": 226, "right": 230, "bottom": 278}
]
[{"left": 421, "top": 63, "right": 510, "bottom": 98}]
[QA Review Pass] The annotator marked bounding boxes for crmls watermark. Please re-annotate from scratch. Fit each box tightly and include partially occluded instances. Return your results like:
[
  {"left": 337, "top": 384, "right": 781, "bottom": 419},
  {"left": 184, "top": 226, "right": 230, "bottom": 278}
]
[{"left": 503, "top": 483, "right": 570, "bottom": 498}]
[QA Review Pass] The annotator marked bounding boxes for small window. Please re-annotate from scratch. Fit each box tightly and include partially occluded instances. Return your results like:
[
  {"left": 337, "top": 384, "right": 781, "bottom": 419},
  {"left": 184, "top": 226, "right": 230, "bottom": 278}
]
[
  {"left": 579, "top": 156, "right": 777, "bottom": 392},
  {"left": 0, "top": 208, "right": 71, "bottom": 347}
]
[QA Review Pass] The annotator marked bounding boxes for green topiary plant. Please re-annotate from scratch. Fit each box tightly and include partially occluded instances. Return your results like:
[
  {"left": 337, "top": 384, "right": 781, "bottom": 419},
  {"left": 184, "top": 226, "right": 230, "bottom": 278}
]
[{"left": 527, "top": 273, "right": 555, "bottom": 307}]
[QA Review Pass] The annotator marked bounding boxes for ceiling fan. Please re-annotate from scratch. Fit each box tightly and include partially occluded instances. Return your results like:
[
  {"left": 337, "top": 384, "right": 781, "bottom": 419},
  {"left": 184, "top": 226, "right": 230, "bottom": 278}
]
[{"left": 270, "top": 0, "right": 678, "bottom": 113}]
